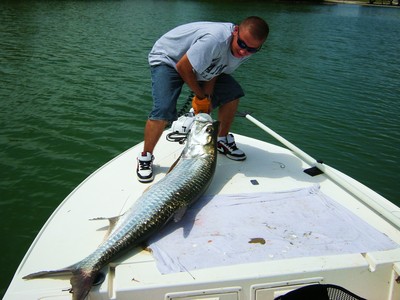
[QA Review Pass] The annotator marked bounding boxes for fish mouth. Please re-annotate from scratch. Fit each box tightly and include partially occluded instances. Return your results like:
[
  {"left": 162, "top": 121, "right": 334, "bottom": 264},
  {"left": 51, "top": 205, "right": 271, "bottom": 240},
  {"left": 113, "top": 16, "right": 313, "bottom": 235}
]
[
  {"left": 194, "top": 113, "right": 213, "bottom": 123},
  {"left": 182, "top": 114, "right": 219, "bottom": 158},
  {"left": 193, "top": 116, "right": 219, "bottom": 144}
]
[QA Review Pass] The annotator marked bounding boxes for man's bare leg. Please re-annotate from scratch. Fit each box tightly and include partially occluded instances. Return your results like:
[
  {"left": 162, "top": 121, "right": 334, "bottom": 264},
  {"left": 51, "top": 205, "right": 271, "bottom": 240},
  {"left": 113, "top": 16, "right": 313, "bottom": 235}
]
[
  {"left": 143, "top": 119, "right": 168, "bottom": 154},
  {"left": 137, "top": 119, "right": 167, "bottom": 183},
  {"left": 218, "top": 99, "right": 239, "bottom": 137},
  {"left": 216, "top": 99, "right": 246, "bottom": 161}
]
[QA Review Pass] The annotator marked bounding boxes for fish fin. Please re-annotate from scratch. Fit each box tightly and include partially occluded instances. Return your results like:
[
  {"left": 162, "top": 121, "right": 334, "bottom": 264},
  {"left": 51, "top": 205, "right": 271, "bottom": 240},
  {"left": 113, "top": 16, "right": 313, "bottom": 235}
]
[
  {"left": 90, "top": 215, "right": 121, "bottom": 239},
  {"left": 90, "top": 216, "right": 120, "bottom": 226},
  {"left": 70, "top": 269, "right": 96, "bottom": 300},
  {"left": 167, "top": 154, "right": 182, "bottom": 174},
  {"left": 142, "top": 185, "right": 153, "bottom": 194},
  {"left": 23, "top": 266, "right": 98, "bottom": 300},
  {"left": 173, "top": 206, "right": 187, "bottom": 222},
  {"left": 141, "top": 153, "right": 182, "bottom": 195},
  {"left": 23, "top": 267, "right": 74, "bottom": 280}
]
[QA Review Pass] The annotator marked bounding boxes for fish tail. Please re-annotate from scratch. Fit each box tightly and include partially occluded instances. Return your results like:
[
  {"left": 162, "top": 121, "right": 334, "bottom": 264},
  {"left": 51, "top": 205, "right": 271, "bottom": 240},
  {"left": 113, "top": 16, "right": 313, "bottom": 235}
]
[
  {"left": 22, "top": 267, "right": 74, "bottom": 279},
  {"left": 23, "top": 266, "right": 98, "bottom": 300},
  {"left": 23, "top": 265, "right": 97, "bottom": 300},
  {"left": 70, "top": 269, "right": 96, "bottom": 300}
]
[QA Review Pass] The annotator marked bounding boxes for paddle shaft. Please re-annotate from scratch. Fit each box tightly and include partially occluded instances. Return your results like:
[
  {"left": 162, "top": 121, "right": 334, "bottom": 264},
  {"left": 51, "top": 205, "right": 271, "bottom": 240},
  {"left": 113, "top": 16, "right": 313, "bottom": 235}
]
[{"left": 244, "top": 113, "right": 400, "bottom": 229}]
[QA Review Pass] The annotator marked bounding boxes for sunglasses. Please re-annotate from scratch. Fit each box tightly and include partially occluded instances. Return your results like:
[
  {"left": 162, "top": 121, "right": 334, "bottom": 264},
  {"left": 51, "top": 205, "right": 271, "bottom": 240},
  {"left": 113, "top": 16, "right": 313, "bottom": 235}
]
[{"left": 237, "top": 29, "right": 261, "bottom": 53}]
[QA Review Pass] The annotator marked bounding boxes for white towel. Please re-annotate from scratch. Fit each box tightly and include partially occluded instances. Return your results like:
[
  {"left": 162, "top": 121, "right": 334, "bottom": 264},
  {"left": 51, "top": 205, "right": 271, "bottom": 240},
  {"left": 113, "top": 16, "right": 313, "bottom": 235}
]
[{"left": 149, "top": 185, "right": 398, "bottom": 274}]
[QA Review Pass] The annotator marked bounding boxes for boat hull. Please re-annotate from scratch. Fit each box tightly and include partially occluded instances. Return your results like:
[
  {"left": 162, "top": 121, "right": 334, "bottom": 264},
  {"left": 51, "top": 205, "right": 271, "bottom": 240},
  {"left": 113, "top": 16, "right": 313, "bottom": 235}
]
[{"left": 4, "top": 131, "right": 400, "bottom": 300}]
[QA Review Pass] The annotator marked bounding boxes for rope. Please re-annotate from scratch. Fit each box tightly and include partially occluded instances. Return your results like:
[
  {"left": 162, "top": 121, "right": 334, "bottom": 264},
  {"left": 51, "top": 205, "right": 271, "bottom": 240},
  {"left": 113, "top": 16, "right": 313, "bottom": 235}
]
[{"left": 177, "top": 92, "right": 194, "bottom": 118}]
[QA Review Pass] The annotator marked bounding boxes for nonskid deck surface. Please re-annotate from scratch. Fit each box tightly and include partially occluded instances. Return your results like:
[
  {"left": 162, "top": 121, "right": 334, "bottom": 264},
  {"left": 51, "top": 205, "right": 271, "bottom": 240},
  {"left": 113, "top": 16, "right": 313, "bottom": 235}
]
[{"left": 4, "top": 131, "right": 400, "bottom": 300}]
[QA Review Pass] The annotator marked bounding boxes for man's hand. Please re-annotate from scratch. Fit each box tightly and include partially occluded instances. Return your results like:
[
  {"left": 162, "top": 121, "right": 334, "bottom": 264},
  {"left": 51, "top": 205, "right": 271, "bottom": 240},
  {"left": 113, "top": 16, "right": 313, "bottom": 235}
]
[{"left": 192, "top": 95, "right": 211, "bottom": 114}]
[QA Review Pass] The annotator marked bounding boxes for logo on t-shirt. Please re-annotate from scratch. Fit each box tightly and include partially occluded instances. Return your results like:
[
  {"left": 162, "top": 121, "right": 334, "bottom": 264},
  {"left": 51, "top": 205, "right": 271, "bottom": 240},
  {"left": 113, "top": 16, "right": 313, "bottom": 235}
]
[{"left": 201, "top": 59, "right": 227, "bottom": 80}]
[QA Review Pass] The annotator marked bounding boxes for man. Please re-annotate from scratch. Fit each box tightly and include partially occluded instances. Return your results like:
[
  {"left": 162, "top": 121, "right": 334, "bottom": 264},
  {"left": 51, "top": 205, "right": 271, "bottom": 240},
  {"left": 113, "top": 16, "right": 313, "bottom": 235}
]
[{"left": 137, "top": 16, "right": 269, "bottom": 183}]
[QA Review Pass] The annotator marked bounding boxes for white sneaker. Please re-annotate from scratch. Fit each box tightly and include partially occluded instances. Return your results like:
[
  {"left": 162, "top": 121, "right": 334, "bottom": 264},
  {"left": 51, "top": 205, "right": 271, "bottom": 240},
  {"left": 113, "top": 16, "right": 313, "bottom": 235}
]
[
  {"left": 136, "top": 152, "right": 154, "bottom": 183},
  {"left": 217, "top": 134, "right": 246, "bottom": 161}
]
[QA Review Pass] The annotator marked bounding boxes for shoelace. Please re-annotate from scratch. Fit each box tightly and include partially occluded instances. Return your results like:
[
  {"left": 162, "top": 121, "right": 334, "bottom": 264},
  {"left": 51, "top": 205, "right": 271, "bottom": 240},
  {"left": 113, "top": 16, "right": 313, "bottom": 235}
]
[
  {"left": 227, "top": 142, "right": 238, "bottom": 150},
  {"left": 138, "top": 160, "right": 152, "bottom": 170},
  {"left": 219, "top": 140, "right": 238, "bottom": 152}
]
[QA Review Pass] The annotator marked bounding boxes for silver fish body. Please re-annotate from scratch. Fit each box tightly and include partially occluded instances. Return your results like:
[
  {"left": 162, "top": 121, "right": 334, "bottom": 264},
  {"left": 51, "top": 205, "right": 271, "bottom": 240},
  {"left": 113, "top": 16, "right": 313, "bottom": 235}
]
[{"left": 23, "top": 113, "right": 219, "bottom": 300}]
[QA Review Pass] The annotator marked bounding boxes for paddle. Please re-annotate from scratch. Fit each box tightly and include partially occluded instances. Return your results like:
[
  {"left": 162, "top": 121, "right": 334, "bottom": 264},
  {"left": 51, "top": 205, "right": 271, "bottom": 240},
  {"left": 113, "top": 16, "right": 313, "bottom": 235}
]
[{"left": 237, "top": 111, "right": 400, "bottom": 229}]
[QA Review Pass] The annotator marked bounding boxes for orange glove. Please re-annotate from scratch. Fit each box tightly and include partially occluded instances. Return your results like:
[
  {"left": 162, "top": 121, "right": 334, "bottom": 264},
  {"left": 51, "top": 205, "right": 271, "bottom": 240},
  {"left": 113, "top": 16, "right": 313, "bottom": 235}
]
[{"left": 192, "top": 95, "right": 211, "bottom": 114}]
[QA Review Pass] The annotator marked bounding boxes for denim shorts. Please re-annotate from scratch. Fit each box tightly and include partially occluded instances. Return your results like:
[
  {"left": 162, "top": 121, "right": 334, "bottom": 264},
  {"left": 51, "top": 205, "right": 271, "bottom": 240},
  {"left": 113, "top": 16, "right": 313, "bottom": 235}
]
[{"left": 148, "top": 64, "right": 245, "bottom": 121}]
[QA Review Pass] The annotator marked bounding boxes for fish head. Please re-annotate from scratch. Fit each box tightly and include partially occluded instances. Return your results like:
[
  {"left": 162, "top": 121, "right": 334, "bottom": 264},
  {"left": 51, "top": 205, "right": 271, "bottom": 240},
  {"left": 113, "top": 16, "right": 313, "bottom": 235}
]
[{"left": 183, "top": 113, "right": 219, "bottom": 158}]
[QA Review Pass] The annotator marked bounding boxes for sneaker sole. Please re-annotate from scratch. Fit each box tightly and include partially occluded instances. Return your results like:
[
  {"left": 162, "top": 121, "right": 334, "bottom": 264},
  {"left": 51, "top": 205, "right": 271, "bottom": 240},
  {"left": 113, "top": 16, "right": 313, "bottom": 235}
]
[
  {"left": 226, "top": 153, "right": 246, "bottom": 161},
  {"left": 217, "top": 148, "right": 246, "bottom": 161},
  {"left": 137, "top": 176, "right": 154, "bottom": 183}
]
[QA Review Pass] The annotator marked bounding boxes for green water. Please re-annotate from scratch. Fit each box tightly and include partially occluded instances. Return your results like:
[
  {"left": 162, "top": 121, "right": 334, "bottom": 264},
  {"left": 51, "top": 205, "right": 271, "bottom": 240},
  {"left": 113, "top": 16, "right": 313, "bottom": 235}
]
[{"left": 1, "top": 0, "right": 399, "bottom": 295}]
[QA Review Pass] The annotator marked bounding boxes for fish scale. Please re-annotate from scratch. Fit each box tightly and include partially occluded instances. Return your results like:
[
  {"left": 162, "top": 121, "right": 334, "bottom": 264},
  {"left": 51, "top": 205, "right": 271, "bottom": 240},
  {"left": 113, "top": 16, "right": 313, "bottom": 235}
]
[{"left": 78, "top": 158, "right": 215, "bottom": 272}]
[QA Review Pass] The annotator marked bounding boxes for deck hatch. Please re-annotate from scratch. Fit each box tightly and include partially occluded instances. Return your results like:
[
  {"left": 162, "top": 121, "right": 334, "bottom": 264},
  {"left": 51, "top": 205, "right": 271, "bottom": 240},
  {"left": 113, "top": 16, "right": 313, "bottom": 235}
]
[{"left": 304, "top": 166, "right": 323, "bottom": 177}]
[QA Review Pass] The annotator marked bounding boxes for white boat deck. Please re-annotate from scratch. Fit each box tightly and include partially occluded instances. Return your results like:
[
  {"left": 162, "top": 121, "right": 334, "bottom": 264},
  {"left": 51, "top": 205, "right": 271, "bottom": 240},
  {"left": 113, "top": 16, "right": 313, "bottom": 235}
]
[{"left": 4, "top": 130, "right": 400, "bottom": 300}]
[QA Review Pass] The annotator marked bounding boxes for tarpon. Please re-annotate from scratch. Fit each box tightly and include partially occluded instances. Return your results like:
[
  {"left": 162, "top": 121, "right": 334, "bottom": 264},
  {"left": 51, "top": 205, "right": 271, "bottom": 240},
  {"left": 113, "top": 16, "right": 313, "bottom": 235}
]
[{"left": 23, "top": 113, "right": 219, "bottom": 300}]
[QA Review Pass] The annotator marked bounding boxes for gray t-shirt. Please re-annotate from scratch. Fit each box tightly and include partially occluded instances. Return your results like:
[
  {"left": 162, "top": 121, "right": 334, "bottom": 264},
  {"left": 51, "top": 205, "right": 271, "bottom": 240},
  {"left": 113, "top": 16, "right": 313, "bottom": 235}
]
[{"left": 148, "top": 22, "right": 249, "bottom": 81}]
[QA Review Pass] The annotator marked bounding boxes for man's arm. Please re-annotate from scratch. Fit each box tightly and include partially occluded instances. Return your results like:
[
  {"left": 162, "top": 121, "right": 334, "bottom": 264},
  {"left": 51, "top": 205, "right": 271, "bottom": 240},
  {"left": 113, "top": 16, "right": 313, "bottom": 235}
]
[
  {"left": 202, "top": 76, "right": 217, "bottom": 97},
  {"left": 176, "top": 54, "right": 216, "bottom": 99}
]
